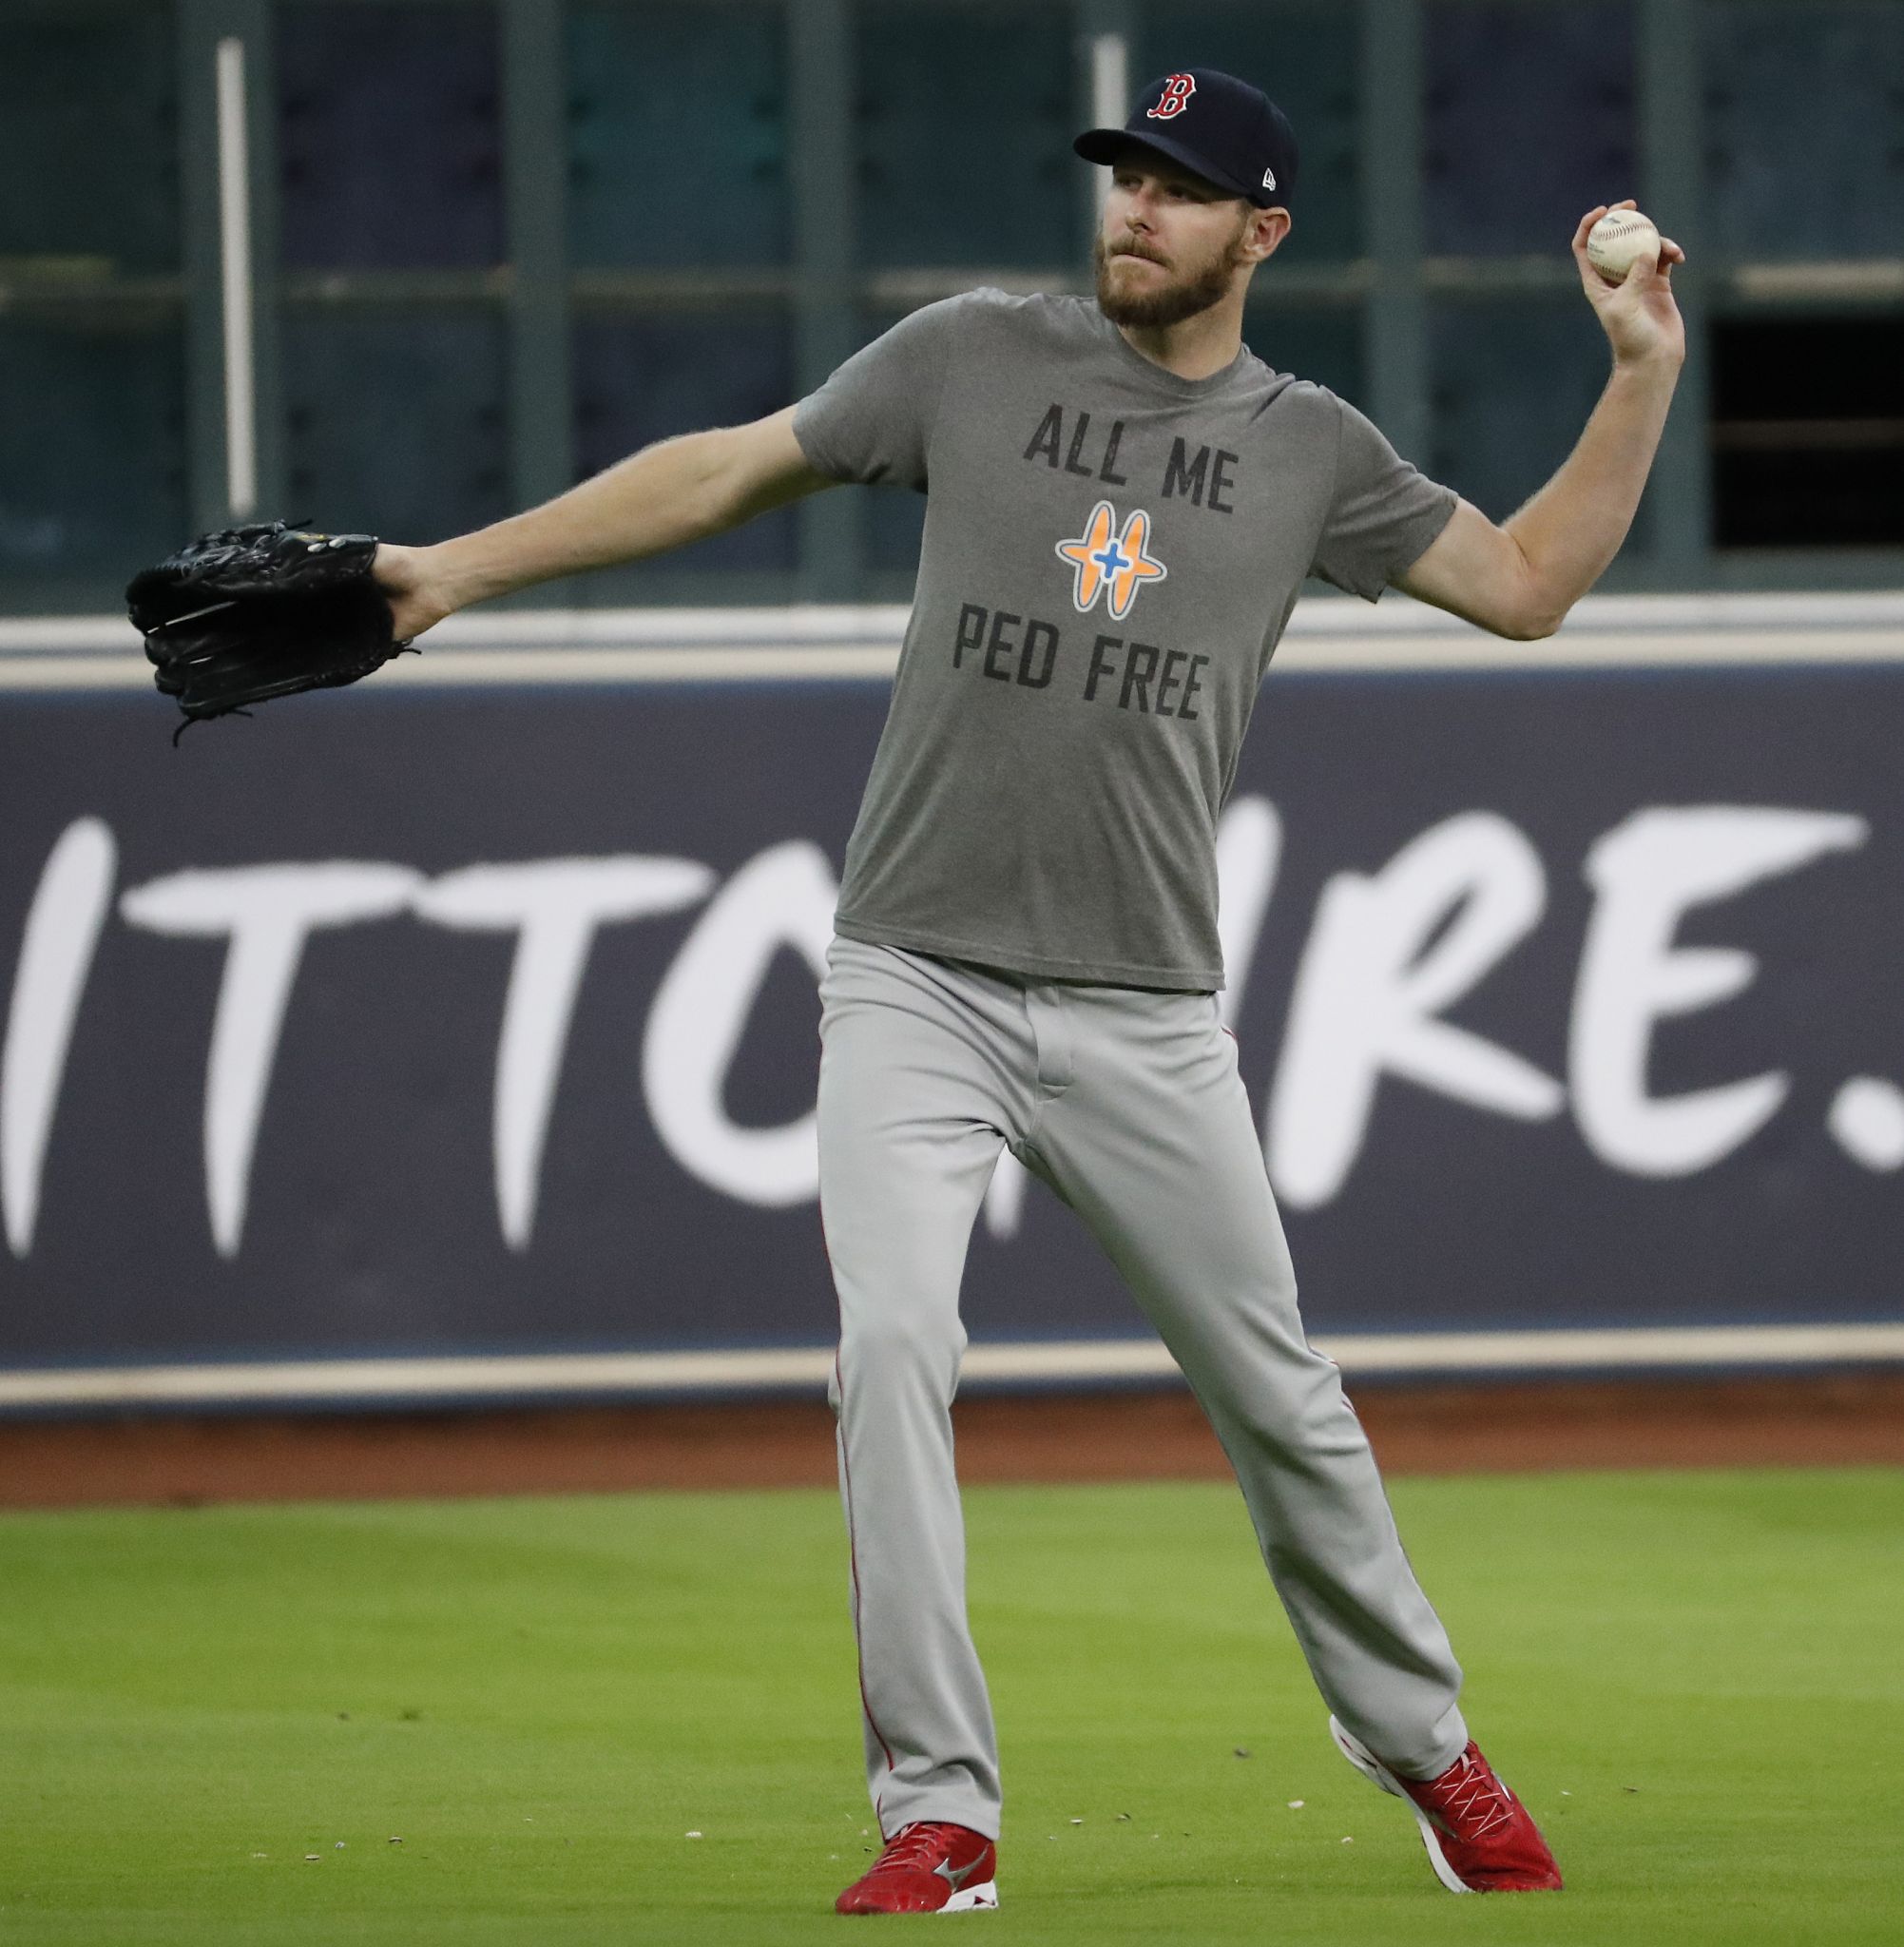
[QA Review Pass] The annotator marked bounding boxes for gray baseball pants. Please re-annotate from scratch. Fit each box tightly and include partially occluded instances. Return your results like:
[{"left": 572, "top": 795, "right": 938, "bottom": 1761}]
[{"left": 817, "top": 935, "right": 1468, "bottom": 1841}]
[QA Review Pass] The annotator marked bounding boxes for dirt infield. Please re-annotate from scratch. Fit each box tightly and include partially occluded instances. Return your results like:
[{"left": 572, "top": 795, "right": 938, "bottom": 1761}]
[{"left": 2, "top": 1371, "right": 1899, "bottom": 1509}]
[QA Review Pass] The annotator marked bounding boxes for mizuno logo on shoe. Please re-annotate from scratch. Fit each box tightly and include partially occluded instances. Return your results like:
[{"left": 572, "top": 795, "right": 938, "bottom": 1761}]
[{"left": 933, "top": 1855, "right": 984, "bottom": 1891}]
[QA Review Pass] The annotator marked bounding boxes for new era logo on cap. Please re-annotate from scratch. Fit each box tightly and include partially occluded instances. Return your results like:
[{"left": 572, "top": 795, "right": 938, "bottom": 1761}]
[{"left": 1074, "top": 67, "right": 1298, "bottom": 210}]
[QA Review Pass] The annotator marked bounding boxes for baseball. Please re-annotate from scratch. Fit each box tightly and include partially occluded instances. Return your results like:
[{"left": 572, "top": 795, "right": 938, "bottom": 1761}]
[{"left": 1587, "top": 208, "right": 1661, "bottom": 283}]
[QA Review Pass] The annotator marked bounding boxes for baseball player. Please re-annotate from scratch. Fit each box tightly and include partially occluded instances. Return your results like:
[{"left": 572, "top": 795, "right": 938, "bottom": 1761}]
[{"left": 376, "top": 67, "right": 1684, "bottom": 1916}]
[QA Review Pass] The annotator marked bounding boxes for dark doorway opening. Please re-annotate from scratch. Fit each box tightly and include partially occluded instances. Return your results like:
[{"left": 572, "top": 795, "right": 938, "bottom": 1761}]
[{"left": 1711, "top": 317, "right": 1904, "bottom": 549}]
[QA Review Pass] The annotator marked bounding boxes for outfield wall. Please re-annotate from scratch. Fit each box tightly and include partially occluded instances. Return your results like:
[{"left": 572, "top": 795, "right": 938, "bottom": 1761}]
[{"left": 3, "top": 592, "right": 1903, "bottom": 1415}]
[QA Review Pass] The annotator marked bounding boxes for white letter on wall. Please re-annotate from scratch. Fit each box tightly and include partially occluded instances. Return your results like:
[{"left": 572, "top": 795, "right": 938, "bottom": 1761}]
[
  {"left": 414, "top": 857, "right": 714, "bottom": 1248},
  {"left": 982, "top": 1151, "right": 1030, "bottom": 1240},
  {"left": 121, "top": 862, "right": 421, "bottom": 1255},
  {"left": 1267, "top": 812, "right": 1562, "bottom": 1209},
  {"left": 1572, "top": 806, "right": 1867, "bottom": 1176},
  {"left": 2, "top": 818, "right": 117, "bottom": 1255},
  {"left": 643, "top": 841, "right": 838, "bottom": 1206},
  {"left": 1216, "top": 794, "right": 1282, "bottom": 1030}
]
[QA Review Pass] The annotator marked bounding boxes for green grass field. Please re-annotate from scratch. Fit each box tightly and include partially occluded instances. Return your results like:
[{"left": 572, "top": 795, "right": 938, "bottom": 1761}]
[{"left": 2, "top": 1468, "right": 1899, "bottom": 1944}]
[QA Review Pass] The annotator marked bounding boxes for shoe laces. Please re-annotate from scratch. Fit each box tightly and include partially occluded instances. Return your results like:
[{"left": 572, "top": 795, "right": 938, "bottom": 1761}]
[
  {"left": 1427, "top": 1750, "right": 1516, "bottom": 1841},
  {"left": 875, "top": 1822, "right": 968, "bottom": 1872}
]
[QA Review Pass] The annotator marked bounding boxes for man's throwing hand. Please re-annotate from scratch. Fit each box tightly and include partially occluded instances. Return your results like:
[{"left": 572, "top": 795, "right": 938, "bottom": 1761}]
[{"left": 1572, "top": 200, "right": 1686, "bottom": 369}]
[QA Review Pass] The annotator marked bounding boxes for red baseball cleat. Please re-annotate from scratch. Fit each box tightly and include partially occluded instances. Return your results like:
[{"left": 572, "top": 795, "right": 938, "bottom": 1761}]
[
  {"left": 834, "top": 1821, "right": 999, "bottom": 1915},
  {"left": 1328, "top": 1717, "right": 1563, "bottom": 1893}
]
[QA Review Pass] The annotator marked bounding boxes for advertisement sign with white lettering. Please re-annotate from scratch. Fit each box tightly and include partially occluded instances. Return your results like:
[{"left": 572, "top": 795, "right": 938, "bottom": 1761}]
[{"left": 2, "top": 660, "right": 1899, "bottom": 1406}]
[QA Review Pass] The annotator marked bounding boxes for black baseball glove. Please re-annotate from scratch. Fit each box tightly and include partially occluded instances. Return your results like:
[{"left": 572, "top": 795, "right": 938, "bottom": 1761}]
[{"left": 125, "top": 519, "right": 414, "bottom": 740}]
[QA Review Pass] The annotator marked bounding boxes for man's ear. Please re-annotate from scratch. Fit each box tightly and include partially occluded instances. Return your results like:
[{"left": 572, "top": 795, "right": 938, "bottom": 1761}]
[{"left": 1245, "top": 208, "right": 1292, "bottom": 262}]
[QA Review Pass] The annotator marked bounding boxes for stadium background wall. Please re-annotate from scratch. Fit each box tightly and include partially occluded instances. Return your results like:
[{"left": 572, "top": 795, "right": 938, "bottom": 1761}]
[{"left": 4, "top": 596, "right": 1901, "bottom": 1415}]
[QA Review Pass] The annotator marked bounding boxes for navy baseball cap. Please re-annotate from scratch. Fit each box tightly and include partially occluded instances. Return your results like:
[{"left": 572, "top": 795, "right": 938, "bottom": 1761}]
[{"left": 1074, "top": 67, "right": 1298, "bottom": 209}]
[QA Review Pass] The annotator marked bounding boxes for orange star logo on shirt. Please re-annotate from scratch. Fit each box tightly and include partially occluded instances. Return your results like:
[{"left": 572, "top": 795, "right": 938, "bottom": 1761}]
[{"left": 1055, "top": 501, "right": 1167, "bottom": 622}]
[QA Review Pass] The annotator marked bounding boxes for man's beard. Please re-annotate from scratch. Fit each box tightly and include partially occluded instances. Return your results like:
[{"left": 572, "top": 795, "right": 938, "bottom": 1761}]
[{"left": 1092, "top": 219, "right": 1249, "bottom": 328}]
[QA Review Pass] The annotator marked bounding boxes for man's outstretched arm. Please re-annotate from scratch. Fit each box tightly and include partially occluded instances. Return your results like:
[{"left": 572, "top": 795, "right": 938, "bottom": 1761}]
[
  {"left": 1395, "top": 201, "right": 1686, "bottom": 642},
  {"left": 373, "top": 406, "right": 831, "bottom": 640}
]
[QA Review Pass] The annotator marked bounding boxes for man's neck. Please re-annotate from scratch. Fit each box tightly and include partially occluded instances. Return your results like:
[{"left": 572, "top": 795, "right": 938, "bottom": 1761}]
[{"left": 1113, "top": 293, "right": 1246, "bottom": 381}]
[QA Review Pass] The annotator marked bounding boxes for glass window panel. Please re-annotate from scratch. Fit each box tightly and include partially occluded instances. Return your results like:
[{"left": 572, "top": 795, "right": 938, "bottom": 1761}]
[
  {"left": 866, "top": 484, "right": 927, "bottom": 576},
  {"left": 281, "top": 312, "right": 510, "bottom": 542},
  {"left": 1429, "top": 298, "right": 1607, "bottom": 520},
  {"left": 573, "top": 312, "right": 796, "bottom": 572},
  {"left": 0, "top": 316, "right": 187, "bottom": 585},
  {"left": 1705, "top": 4, "right": 1904, "bottom": 260},
  {"left": 856, "top": 1, "right": 1074, "bottom": 270},
  {"left": 279, "top": 1, "right": 503, "bottom": 271},
  {"left": 1140, "top": 2, "right": 1362, "bottom": 263},
  {"left": 1243, "top": 303, "right": 1365, "bottom": 407},
  {"left": 1425, "top": 3, "right": 1636, "bottom": 257},
  {"left": 567, "top": 1, "right": 789, "bottom": 270},
  {"left": 0, "top": 2, "right": 178, "bottom": 271}
]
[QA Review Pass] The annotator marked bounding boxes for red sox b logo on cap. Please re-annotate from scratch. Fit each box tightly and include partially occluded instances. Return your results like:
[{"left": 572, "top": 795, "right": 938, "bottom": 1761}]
[{"left": 1146, "top": 73, "right": 1197, "bottom": 120}]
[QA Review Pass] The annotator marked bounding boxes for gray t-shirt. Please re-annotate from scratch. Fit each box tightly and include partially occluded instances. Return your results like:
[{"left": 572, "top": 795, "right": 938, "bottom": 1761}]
[{"left": 794, "top": 289, "right": 1455, "bottom": 989}]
